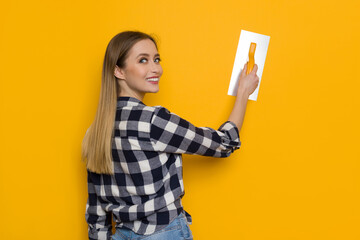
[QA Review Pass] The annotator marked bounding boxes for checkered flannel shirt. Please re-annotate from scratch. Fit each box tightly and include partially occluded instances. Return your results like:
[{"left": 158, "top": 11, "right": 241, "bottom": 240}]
[{"left": 86, "top": 96, "right": 241, "bottom": 239}]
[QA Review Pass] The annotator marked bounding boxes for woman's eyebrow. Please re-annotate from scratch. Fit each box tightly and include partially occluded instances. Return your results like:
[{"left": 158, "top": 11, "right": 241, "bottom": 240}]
[{"left": 136, "top": 53, "right": 160, "bottom": 58}]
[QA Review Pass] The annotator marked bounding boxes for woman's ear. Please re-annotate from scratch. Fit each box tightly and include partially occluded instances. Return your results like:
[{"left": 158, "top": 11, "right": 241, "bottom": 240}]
[{"left": 114, "top": 65, "right": 125, "bottom": 80}]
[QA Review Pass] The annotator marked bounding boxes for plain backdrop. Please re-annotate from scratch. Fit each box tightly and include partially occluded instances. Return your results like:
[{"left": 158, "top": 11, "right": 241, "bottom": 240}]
[{"left": 1, "top": 0, "right": 359, "bottom": 239}]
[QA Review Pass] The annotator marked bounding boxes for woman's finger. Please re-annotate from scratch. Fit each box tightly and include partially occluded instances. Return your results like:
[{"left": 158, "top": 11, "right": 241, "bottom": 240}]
[{"left": 251, "top": 64, "right": 258, "bottom": 74}]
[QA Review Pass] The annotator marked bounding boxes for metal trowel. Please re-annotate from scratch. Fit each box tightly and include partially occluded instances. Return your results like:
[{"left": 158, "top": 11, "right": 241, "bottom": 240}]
[{"left": 228, "top": 30, "right": 270, "bottom": 101}]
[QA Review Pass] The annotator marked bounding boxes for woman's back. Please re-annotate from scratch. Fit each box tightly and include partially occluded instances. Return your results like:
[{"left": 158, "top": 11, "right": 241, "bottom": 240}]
[{"left": 86, "top": 96, "right": 241, "bottom": 238}]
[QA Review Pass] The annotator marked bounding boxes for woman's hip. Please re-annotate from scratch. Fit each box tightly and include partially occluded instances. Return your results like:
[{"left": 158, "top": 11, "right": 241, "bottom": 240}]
[{"left": 111, "top": 212, "right": 193, "bottom": 240}]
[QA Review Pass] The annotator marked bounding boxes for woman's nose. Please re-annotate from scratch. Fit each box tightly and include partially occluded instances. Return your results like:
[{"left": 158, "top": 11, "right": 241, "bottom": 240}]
[{"left": 151, "top": 62, "right": 162, "bottom": 74}]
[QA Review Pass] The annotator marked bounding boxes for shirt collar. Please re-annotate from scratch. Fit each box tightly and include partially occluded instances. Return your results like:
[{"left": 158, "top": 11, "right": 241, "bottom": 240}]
[{"left": 117, "top": 96, "right": 146, "bottom": 108}]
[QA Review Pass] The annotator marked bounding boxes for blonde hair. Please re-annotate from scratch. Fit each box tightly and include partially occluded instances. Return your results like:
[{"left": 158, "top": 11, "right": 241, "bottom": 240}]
[{"left": 82, "top": 31, "right": 158, "bottom": 174}]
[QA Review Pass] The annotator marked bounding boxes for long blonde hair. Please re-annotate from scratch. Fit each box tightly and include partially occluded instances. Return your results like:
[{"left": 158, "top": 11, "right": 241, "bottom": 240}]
[{"left": 82, "top": 31, "right": 158, "bottom": 174}]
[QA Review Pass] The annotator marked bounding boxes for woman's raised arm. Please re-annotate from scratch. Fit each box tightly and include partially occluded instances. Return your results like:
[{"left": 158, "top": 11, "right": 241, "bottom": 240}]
[{"left": 227, "top": 63, "right": 259, "bottom": 131}]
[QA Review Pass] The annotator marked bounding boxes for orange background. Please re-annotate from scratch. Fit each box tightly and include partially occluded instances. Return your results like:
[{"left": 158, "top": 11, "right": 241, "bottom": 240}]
[{"left": 1, "top": 0, "right": 360, "bottom": 239}]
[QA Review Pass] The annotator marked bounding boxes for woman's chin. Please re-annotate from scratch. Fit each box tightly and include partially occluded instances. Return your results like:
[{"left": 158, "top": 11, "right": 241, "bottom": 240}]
[{"left": 147, "top": 87, "right": 159, "bottom": 93}]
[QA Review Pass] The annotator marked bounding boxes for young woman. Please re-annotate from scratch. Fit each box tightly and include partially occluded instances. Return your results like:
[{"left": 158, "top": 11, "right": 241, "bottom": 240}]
[{"left": 82, "top": 31, "right": 259, "bottom": 240}]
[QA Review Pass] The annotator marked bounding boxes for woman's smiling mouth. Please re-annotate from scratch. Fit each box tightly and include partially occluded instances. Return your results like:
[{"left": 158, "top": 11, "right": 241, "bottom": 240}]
[{"left": 146, "top": 77, "right": 159, "bottom": 83}]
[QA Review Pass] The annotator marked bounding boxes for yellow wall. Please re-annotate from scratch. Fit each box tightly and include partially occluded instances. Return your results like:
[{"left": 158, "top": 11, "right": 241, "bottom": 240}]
[{"left": 1, "top": 0, "right": 359, "bottom": 239}]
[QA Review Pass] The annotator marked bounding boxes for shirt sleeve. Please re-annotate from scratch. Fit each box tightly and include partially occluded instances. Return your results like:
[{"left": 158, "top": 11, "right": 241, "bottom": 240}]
[
  {"left": 150, "top": 106, "right": 241, "bottom": 157},
  {"left": 85, "top": 171, "right": 112, "bottom": 240}
]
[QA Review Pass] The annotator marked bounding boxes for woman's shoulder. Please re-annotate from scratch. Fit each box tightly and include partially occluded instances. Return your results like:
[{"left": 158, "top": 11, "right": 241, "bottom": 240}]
[
  {"left": 126, "top": 104, "right": 168, "bottom": 113},
  {"left": 116, "top": 104, "right": 172, "bottom": 122}
]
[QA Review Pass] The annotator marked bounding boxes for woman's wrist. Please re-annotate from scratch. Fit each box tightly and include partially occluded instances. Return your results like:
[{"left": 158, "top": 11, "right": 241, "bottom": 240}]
[{"left": 236, "top": 88, "right": 249, "bottom": 102}]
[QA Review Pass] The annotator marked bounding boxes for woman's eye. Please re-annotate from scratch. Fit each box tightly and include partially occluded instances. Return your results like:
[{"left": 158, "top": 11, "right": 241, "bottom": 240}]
[
  {"left": 155, "top": 58, "right": 161, "bottom": 63},
  {"left": 139, "top": 58, "right": 147, "bottom": 63}
]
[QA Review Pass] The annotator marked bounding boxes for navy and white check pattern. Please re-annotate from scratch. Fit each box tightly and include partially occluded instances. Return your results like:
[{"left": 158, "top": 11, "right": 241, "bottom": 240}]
[{"left": 86, "top": 97, "right": 241, "bottom": 239}]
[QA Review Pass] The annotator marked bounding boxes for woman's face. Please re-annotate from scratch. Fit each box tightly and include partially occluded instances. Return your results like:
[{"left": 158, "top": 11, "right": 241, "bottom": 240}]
[{"left": 115, "top": 39, "right": 163, "bottom": 100}]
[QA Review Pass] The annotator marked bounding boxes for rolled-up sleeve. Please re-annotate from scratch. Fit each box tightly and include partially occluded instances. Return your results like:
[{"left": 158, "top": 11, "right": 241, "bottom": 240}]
[
  {"left": 85, "top": 171, "right": 112, "bottom": 240},
  {"left": 150, "top": 107, "right": 241, "bottom": 157}
]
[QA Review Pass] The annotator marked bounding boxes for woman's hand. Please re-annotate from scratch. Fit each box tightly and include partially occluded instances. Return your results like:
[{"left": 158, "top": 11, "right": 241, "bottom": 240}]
[{"left": 237, "top": 62, "right": 259, "bottom": 97}]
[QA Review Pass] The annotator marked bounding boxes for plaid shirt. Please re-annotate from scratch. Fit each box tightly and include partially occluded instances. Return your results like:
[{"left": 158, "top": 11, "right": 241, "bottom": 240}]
[{"left": 85, "top": 97, "right": 241, "bottom": 239}]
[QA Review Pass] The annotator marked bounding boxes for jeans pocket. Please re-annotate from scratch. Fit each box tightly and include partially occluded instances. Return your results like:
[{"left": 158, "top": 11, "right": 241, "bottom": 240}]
[
  {"left": 179, "top": 214, "right": 193, "bottom": 240},
  {"left": 111, "top": 230, "right": 127, "bottom": 240},
  {"left": 138, "top": 217, "right": 182, "bottom": 240}
]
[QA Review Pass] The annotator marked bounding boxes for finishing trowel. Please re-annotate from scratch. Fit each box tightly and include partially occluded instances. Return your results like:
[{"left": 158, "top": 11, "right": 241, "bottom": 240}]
[{"left": 228, "top": 30, "right": 270, "bottom": 101}]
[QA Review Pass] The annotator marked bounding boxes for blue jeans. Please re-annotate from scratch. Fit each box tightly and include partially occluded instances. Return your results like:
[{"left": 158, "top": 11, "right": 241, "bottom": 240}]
[{"left": 111, "top": 212, "right": 193, "bottom": 240}]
